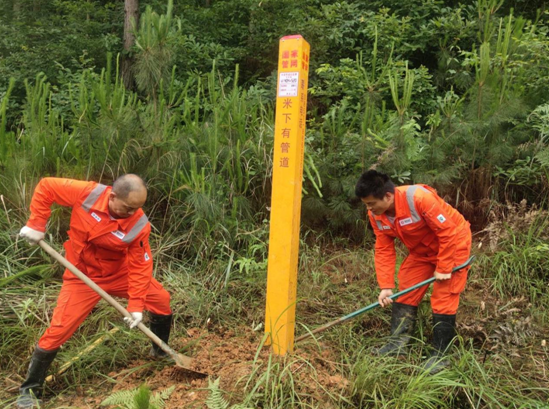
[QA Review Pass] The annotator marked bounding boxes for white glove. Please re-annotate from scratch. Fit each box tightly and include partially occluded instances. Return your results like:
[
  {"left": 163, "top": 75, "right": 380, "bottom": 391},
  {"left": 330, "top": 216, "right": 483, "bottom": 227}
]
[
  {"left": 124, "top": 312, "right": 143, "bottom": 329},
  {"left": 19, "top": 226, "right": 45, "bottom": 245}
]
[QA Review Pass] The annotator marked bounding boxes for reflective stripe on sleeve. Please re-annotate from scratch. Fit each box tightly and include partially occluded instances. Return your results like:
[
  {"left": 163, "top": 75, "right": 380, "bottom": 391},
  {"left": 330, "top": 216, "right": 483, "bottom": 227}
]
[
  {"left": 122, "top": 214, "right": 149, "bottom": 243},
  {"left": 81, "top": 184, "right": 107, "bottom": 212},
  {"left": 405, "top": 185, "right": 430, "bottom": 223}
]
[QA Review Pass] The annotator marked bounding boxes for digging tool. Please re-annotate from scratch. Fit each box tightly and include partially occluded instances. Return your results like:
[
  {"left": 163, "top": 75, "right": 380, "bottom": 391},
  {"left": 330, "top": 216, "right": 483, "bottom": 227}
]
[
  {"left": 295, "top": 255, "right": 476, "bottom": 343},
  {"left": 38, "top": 240, "right": 201, "bottom": 374}
]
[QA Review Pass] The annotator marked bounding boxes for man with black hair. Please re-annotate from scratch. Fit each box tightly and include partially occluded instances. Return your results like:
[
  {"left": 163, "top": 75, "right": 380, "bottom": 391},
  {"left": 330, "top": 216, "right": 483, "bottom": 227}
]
[
  {"left": 355, "top": 170, "right": 472, "bottom": 373},
  {"left": 17, "top": 175, "right": 174, "bottom": 408}
]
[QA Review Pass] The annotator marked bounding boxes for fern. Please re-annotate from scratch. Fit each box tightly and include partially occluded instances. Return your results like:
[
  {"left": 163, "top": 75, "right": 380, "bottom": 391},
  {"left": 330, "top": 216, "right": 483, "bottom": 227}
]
[
  {"left": 101, "top": 389, "right": 136, "bottom": 408},
  {"left": 101, "top": 384, "right": 175, "bottom": 409},
  {"left": 534, "top": 148, "right": 549, "bottom": 168},
  {"left": 205, "top": 378, "right": 253, "bottom": 409},
  {"left": 206, "top": 378, "right": 229, "bottom": 409}
]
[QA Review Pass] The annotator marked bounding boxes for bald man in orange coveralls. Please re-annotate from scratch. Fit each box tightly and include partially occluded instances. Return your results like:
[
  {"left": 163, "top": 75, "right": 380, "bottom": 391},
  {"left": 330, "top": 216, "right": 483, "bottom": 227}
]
[
  {"left": 17, "top": 175, "right": 173, "bottom": 409},
  {"left": 356, "top": 170, "right": 472, "bottom": 374}
]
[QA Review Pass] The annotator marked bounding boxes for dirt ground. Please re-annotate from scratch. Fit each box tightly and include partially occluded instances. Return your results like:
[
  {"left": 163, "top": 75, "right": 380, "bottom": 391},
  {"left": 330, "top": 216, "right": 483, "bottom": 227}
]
[{"left": 20, "top": 326, "right": 349, "bottom": 408}]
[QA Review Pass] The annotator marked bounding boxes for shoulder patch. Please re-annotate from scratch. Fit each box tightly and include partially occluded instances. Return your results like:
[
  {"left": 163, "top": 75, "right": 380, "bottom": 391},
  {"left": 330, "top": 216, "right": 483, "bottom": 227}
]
[
  {"left": 144, "top": 252, "right": 150, "bottom": 261},
  {"left": 111, "top": 230, "right": 126, "bottom": 239},
  {"left": 437, "top": 214, "right": 446, "bottom": 223},
  {"left": 399, "top": 217, "right": 413, "bottom": 226}
]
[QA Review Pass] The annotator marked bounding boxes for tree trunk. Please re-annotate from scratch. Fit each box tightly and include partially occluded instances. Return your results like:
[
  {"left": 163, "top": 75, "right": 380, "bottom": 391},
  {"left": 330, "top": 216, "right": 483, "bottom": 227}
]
[{"left": 121, "top": 0, "right": 139, "bottom": 90}]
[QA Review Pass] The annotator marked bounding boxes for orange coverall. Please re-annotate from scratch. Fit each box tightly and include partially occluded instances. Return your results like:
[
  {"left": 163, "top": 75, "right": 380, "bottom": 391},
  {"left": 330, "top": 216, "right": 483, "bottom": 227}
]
[
  {"left": 369, "top": 185, "right": 472, "bottom": 315},
  {"left": 26, "top": 178, "right": 171, "bottom": 350}
]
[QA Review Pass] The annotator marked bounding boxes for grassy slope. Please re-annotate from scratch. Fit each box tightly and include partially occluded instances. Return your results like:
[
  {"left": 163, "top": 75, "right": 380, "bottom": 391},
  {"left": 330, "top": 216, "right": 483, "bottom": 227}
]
[{"left": 1, "top": 236, "right": 548, "bottom": 408}]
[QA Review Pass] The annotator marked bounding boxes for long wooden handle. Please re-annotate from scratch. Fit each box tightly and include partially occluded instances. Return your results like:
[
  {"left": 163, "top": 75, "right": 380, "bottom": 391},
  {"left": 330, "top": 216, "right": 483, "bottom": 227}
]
[{"left": 38, "top": 240, "right": 191, "bottom": 367}]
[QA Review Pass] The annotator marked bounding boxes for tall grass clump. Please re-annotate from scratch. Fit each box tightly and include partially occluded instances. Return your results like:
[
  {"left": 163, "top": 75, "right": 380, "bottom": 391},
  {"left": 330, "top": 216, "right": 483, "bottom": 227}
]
[
  {"left": 452, "top": 342, "right": 549, "bottom": 407},
  {"left": 351, "top": 342, "right": 549, "bottom": 408},
  {"left": 351, "top": 354, "right": 464, "bottom": 409},
  {"left": 236, "top": 339, "right": 347, "bottom": 409},
  {"left": 0, "top": 54, "right": 276, "bottom": 268},
  {"left": 481, "top": 201, "right": 549, "bottom": 303}
]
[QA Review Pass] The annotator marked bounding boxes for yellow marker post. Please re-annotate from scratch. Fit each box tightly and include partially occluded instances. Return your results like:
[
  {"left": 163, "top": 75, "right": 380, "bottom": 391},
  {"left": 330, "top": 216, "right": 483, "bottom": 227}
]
[{"left": 264, "top": 35, "right": 310, "bottom": 355}]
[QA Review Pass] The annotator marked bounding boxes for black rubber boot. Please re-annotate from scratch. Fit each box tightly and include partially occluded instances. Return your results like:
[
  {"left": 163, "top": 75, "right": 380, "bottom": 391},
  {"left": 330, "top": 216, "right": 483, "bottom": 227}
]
[
  {"left": 17, "top": 346, "right": 58, "bottom": 409},
  {"left": 376, "top": 302, "right": 418, "bottom": 356},
  {"left": 424, "top": 313, "right": 456, "bottom": 374},
  {"left": 149, "top": 313, "right": 173, "bottom": 359}
]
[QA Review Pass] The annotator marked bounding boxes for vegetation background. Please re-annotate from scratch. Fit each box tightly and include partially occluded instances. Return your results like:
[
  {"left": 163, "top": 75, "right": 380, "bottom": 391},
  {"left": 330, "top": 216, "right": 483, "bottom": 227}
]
[{"left": 0, "top": 0, "right": 548, "bottom": 407}]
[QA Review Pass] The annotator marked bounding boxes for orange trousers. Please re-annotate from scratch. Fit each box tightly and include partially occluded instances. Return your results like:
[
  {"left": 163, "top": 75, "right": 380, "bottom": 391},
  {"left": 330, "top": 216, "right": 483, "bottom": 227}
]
[
  {"left": 396, "top": 242, "right": 471, "bottom": 315},
  {"left": 38, "top": 271, "right": 171, "bottom": 351}
]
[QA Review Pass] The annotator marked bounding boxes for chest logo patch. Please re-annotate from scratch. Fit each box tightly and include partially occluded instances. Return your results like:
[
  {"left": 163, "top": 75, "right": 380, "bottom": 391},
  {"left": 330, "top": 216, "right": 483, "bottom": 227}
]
[
  {"left": 437, "top": 214, "right": 446, "bottom": 223},
  {"left": 144, "top": 252, "right": 150, "bottom": 261},
  {"left": 91, "top": 212, "right": 102, "bottom": 222},
  {"left": 382, "top": 225, "right": 391, "bottom": 230},
  {"left": 399, "top": 217, "right": 413, "bottom": 226},
  {"left": 112, "top": 230, "right": 126, "bottom": 239}
]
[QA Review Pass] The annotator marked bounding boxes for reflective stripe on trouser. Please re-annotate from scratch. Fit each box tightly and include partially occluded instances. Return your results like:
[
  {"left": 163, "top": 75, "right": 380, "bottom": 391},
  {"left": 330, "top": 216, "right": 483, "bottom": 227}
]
[
  {"left": 396, "top": 250, "right": 471, "bottom": 315},
  {"left": 38, "top": 273, "right": 171, "bottom": 350}
]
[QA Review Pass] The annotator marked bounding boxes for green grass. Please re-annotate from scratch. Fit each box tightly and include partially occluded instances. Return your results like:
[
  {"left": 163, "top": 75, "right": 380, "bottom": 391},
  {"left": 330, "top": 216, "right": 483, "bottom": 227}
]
[{"left": 2, "top": 238, "right": 549, "bottom": 408}]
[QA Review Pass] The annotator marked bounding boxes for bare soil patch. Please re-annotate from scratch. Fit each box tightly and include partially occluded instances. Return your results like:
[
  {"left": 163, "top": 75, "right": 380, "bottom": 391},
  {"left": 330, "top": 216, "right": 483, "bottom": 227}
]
[{"left": 21, "top": 326, "right": 349, "bottom": 408}]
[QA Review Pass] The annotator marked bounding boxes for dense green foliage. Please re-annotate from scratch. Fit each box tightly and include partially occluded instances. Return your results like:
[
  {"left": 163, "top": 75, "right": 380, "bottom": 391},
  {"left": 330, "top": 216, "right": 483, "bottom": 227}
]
[{"left": 2, "top": 0, "right": 549, "bottom": 238}]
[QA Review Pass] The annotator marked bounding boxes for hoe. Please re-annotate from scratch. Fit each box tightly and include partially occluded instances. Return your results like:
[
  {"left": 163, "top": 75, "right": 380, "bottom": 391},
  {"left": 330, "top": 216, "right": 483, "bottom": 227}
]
[
  {"left": 296, "top": 256, "right": 476, "bottom": 343},
  {"left": 38, "top": 240, "right": 203, "bottom": 375}
]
